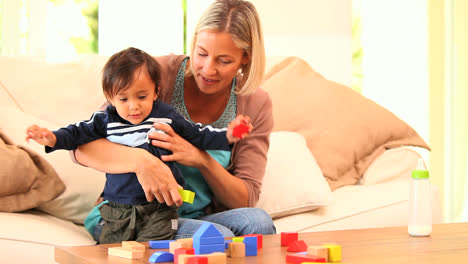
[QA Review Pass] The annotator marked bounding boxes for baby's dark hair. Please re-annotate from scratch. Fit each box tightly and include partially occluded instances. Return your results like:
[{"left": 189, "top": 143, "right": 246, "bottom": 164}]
[{"left": 102, "top": 47, "right": 161, "bottom": 100}]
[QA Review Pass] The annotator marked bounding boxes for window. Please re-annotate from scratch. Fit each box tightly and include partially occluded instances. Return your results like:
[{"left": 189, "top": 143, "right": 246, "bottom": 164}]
[{"left": 0, "top": 0, "right": 97, "bottom": 59}]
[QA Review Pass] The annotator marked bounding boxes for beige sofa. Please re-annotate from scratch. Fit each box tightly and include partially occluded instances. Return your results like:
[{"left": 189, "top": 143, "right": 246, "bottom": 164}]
[{"left": 0, "top": 55, "right": 442, "bottom": 263}]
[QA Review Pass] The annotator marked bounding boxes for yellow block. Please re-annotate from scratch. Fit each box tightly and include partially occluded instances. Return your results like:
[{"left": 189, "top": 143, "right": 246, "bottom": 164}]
[
  {"left": 323, "top": 244, "right": 342, "bottom": 262},
  {"left": 232, "top": 237, "right": 244, "bottom": 242},
  {"left": 179, "top": 189, "right": 195, "bottom": 204}
]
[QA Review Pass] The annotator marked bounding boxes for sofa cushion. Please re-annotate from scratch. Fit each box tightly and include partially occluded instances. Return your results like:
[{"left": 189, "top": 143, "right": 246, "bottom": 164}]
[
  {"left": 360, "top": 146, "right": 427, "bottom": 185},
  {"left": 0, "top": 105, "right": 105, "bottom": 224},
  {"left": 256, "top": 131, "right": 331, "bottom": 218},
  {"left": 262, "top": 57, "right": 430, "bottom": 190},
  {"left": 0, "top": 56, "right": 108, "bottom": 126},
  {"left": 0, "top": 210, "right": 95, "bottom": 246},
  {"left": 0, "top": 130, "right": 66, "bottom": 212}
]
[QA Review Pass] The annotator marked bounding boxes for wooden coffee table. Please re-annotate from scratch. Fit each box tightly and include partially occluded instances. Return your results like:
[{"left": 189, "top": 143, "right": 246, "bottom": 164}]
[{"left": 55, "top": 223, "right": 468, "bottom": 264}]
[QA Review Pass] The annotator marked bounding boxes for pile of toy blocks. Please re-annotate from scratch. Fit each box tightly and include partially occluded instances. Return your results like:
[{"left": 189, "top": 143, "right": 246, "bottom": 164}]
[
  {"left": 107, "top": 223, "right": 346, "bottom": 263},
  {"left": 108, "top": 222, "right": 261, "bottom": 263},
  {"left": 281, "top": 232, "right": 345, "bottom": 263}
]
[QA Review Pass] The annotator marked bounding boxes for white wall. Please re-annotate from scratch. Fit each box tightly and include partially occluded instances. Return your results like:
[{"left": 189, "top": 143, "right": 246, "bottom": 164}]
[
  {"left": 98, "top": 0, "right": 184, "bottom": 56},
  {"left": 251, "top": 0, "right": 352, "bottom": 87},
  {"left": 187, "top": 0, "right": 352, "bottom": 86},
  {"left": 360, "top": 0, "right": 429, "bottom": 144}
]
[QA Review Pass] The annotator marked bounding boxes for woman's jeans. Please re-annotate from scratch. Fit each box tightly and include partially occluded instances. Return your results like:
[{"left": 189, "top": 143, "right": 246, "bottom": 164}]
[
  {"left": 175, "top": 207, "right": 276, "bottom": 239},
  {"left": 93, "top": 207, "right": 276, "bottom": 241}
]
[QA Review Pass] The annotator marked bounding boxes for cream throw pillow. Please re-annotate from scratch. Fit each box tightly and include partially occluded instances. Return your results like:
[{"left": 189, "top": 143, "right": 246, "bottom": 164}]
[
  {"left": 360, "top": 147, "right": 427, "bottom": 185},
  {"left": 0, "top": 106, "right": 105, "bottom": 224},
  {"left": 262, "top": 57, "right": 430, "bottom": 190},
  {"left": 257, "top": 131, "right": 331, "bottom": 219}
]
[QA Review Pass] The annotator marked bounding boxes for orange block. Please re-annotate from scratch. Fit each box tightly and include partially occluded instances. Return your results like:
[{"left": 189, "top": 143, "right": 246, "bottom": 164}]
[
  {"left": 122, "top": 241, "right": 145, "bottom": 252},
  {"left": 228, "top": 242, "right": 245, "bottom": 258},
  {"left": 177, "top": 238, "right": 194, "bottom": 248},
  {"left": 108, "top": 247, "right": 144, "bottom": 259},
  {"left": 170, "top": 241, "right": 185, "bottom": 254},
  {"left": 206, "top": 252, "right": 227, "bottom": 264},
  {"left": 307, "top": 246, "right": 328, "bottom": 261}
]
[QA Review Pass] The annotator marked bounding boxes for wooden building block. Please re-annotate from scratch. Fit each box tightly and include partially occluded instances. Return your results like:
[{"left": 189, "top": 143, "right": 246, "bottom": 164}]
[
  {"left": 285, "top": 253, "right": 326, "bottom": 263},
  {"left": 149, "top": 239, "right": 175, "bottom": 249},
  {"left": 243, "top": 234, "right": 263, "bottom": 249},
  {"left": 224, "top": 240, "right": 232, "bottom": 249},
  {"left": 170, "top": 241, "right": 185, "bottom": 254},
  {"left": 108, "top": 247, "right": 144, "bottom": 259},
  {"left": 192, "top": 223, "right": 226, "bottom": 255},
  {"left": 287, "top": 240, "right": 308, "bottom": 252},
  {"left": 232, "top": 237, "right": 244, "bottom": 243},
  {"left": 301, "top": 263, "right": 348, "bottom": 264},
  {"left": 323, "top": 244, "right": 342, "bottom": 262},
  {"left": 174, "top": 248, "right": 195, "bottom": 264},
  {"left": 228, "top": 242, "right": 245, "bottom": 258},
  {"left": 148, "top": 251, "right": 174, "bottom": 263},
  {"left": 122, "top": 241, "right": 145, "bottom": 252},
  {"left": 243, "top": 236, "right": 257, "bottom": 256},
  {"left": 281, "top": 232, "right": 298, "bottom": 247},
  {"left": 193, "top": 222, "right": 223, "bottom": 238},
  {"left": 206, "top": 252, "right": 227, "bottom": 264},
  {"left": 178, "top": 189, "right": 195, "bottom": 204},
  {"left": 177, "top": 238, "right": 194, "bottom": 248},
  {"left": 186, "top": 255, "right": 209, "bottom": 264},
  {"left": 178, "top": 254, "right": 192, "bottom": 264},
  {"left": 196, "top": 243, "right": 225, "bottom": 254},
  {"left": 198, "top": 236, "right": 225, "bottom": 245},
  {"left": 307, "top": 246, "right": 329, "bottom": 261}
]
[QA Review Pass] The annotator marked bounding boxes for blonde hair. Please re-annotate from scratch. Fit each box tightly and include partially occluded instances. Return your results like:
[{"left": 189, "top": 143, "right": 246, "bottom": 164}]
[{"left": 189, "top": 0, "right": 265, "bottom": 95}]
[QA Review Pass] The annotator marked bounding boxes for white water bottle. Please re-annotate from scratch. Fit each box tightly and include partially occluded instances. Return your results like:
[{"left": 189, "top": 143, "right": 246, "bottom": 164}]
[{"left": 408, "top": 158, "right": 432, "bottom": 236}]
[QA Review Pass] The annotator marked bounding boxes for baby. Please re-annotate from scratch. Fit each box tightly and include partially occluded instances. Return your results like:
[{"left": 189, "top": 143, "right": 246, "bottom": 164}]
[{"left": 26, "top": 47, "right": 251, "bottom": 243}]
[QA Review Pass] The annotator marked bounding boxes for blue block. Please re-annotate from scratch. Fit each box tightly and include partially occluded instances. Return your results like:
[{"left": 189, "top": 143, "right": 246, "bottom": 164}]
[
  {"left": 195, "top": 243, "right": 225, "bottom": 255},
  {"left": 225, "top": 240, "right": 232, "bottom": 249},
  {"left": 193, "top": 222, "right": 223, "bottom": 239},
  {"left": 148, "top": 251, "right": 173, "bottom": 263},
  {"left": 198, "top": 236, "right": 225, "bottom": 245},
  {"left": 193, "top": 236, "right": 225, "bottom": 252},
  {"left": 148, "top": 240, "right": 175, "bottom": 249},
  {"left": 243, "top": 236, "right": 257, "bottom": 256}
]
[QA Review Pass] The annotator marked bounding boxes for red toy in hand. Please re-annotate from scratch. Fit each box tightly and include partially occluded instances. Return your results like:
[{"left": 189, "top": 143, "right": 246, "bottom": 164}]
[{"left": 233, "top": 122, "right": 250, "bottom": 139}]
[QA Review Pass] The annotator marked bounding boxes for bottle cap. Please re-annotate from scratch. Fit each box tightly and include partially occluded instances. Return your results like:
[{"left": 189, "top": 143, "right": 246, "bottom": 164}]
[{"left": 412, "top": 158, "right": 429, "bottom": 179}]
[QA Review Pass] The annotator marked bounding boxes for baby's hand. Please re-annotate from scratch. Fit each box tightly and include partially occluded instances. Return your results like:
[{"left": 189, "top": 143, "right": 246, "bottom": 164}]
[
  {"left": 227, "top": 115, "right": 253, "bottom": 143},
  {"left": 26, "top": 124, "right": 57, "bottom": 147}
]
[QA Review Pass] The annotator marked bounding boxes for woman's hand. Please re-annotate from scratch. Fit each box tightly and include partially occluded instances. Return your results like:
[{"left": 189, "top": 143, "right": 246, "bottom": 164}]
[
  {"left": 149, "top": 122, "right": 206, "bottom": 168},
  {"left": 227, "top": 114, "right": 253, "bottom": 143},
  {"left": 75, "top": 139, "right": 183, "bottom": 207},
  {"left": 134, "top": 149, "right": 183, "bottom": 206}
]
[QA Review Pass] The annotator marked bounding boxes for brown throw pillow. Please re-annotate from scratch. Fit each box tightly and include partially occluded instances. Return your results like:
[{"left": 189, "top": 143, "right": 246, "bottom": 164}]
[
  {"left": 0, "top": 130, "right": 66, "bottom": 212},
  {"left": 262, "top": 57, "right": 430, "bottom": 190}
]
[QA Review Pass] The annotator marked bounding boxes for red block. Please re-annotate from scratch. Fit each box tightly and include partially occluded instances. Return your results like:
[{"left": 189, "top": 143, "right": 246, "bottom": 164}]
[
  {"left": 285, "top": 253, "right": 326, "bottom": 263},
  {"left": 281, "top": 232, "right": 298, "bottom": 247},
  {"left": 233, "top": 123, "right": 250, "bottom": 139},
  {"left": 287, "top": 240, "right": 307, "bottom": 252},
  {"left": 187, "top": 256, "right": 208, "bottom": 264},
  {"left": 243, "top": 234, "right": 263, "bottom": 249},
  {"left": 174, "top": 248, "right": 195, "bottom": 264}
]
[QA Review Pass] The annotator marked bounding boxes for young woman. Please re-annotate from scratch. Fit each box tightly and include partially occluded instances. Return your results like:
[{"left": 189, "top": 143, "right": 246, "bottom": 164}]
[{"left": 76, "top": 0, "right": 275, "bottom": 239}]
